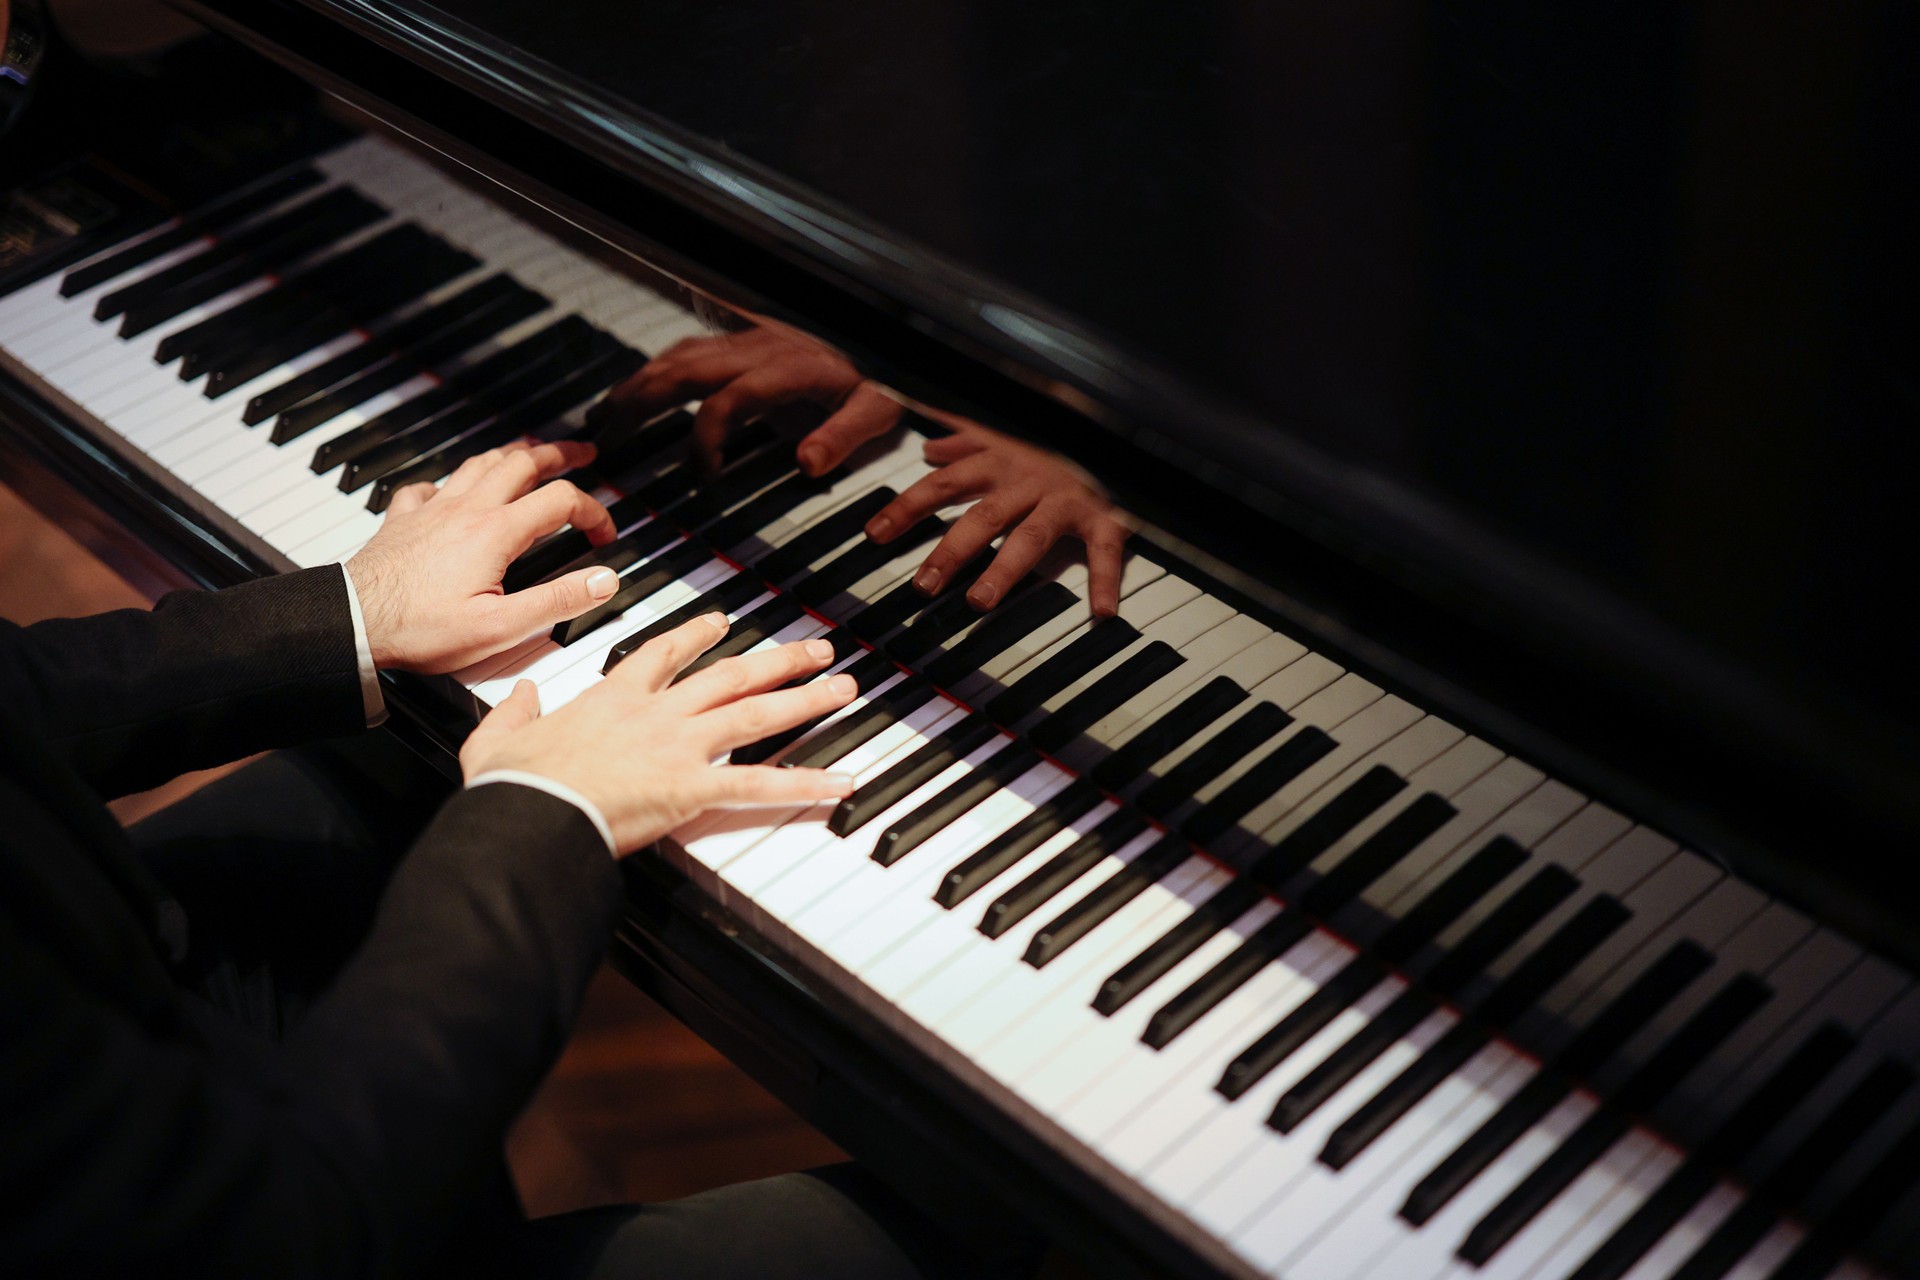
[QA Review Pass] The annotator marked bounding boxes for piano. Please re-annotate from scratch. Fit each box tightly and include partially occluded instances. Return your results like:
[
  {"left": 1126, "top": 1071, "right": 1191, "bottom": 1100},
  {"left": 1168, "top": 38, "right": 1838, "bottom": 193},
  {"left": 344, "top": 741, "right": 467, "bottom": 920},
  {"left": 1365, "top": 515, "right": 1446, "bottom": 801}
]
[{"left": 3, "top": 4, "right": 1917, "bottom": 1279}]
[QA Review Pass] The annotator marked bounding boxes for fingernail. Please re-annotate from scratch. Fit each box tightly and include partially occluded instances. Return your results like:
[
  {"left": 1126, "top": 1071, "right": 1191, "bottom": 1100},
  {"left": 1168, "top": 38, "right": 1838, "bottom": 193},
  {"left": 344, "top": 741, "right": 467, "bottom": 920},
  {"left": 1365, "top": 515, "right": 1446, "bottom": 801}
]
[
  {"left": 586, "top": 567, "right": 618, "bottom": 600},
  {"left": 968, "top": 580, "right": 1000, "bottom": 609},
  {"left": 828, "top": 674, "right": 857, "bottom": 698},
  {"left": 702, "top": 611, "right": 729, "bottom": 631},
  {"left": 806, "top": 638, "right": 835, "bottom": 662},
  {"left": 914, "top": 565, "right": 943, "bottom": 594},
  {"left": 798, "top": 445, "right": 825, "bottom": 475},
  {"left": 866, "top": 514, "right": 894, "bottom": 541},
  {"left": 827, "top": 772, "right": 857, "bottom": 797}
]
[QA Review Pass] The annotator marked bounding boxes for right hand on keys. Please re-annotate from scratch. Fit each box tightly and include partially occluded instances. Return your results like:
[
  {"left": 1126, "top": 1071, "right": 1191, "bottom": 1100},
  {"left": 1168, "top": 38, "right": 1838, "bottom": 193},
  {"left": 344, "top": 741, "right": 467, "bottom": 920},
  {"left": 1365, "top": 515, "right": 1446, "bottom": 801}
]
[{"left": 457, "top": 614, "right": 859, "bottom": 855}]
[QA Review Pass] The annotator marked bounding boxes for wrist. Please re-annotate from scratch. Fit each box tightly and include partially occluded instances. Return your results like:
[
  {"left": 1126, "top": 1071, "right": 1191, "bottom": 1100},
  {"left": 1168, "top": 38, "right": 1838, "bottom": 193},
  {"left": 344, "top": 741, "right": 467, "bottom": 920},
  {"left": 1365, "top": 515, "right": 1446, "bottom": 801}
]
[{"left": 344, "top": 550, "right": 402, "bottom": 669}]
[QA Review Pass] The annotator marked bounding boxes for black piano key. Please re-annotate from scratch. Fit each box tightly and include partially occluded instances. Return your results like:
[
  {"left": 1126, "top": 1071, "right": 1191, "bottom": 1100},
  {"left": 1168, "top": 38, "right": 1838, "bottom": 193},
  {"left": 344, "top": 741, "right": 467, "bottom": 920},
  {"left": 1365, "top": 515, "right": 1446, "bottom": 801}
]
[
  {"left": 652, "top": 579, "right": 775, "bottom": 676},
  {"left": 1421, "top": 864, "right": 1583, "bottom": 998},
  {"left": 198, "top": 237, "right": 476, "bottom": 391},
  {"left": 1245, "top": 764, "right": 1410, "bottom": 889},
  {"left": 1271, "top": 890, "right": 1620, "bottom": 1135},
  {"left": 577, "top": 407, "right": 692, "bottom": 485},
  {"left": 675, "top": 594, "right": 806, "bottom": 681},
  {"left": 980, "top": 620, "right": 1144, "bottom": 725},
  {"left": 1146, "top": 912, "right": 1314, "bottom": 1050},
  {"left": 1026, "top": 642, "right": 1184, "bottom": 754},
  {"left": 200, "top": 241, "right": 474, "bottom": 395},
  {"left": 1402, "top": 940, "right": 1716, "bottom": 1223},
  {"left": 1371, "top": 837, "right": 1531, "bottom": 968},
  {"left": 937, "top": 778, "right": 1108, "bottom": 910},
  {"left": 830, "top": 714, "right": 1001, "bottom": 838},
  {"left": 1025, "top": 830, "right": 1189, "bottom": 969},
  {"left": 624, "top": 421, "right": 780, "bottom": 513},
  {"left": 245, "top": 272, "right": 524, "bottom": 423},
  {"left": 665, "top": 447, "right": 804, "bottom": 535},
  {"left": 780, "top": 674, "right": 936, "bottom": 771},
  {"left": 984, "top": 806, "right": 1148, "bottom": 940},
  {"left": 1456, "top": 974, "right": 1773, "bottom": 1264},
  {"left": 753, "top": 489, "right": 897, "bottom": 585},
  {"left": 501, "top": 416, "right": 697, "bottom": 594},
  {"left": 315, "top": 315, "right": 596, "bottom": 474},
  {"left": 1219, "top": 957, "right": 1385, "bottom": 1101},
  {"left": 94, "top": 185, "right": 373, "bottom": 320},
  {"left": 62, "top": 168, "right": 324, "bottom": 297},
  {"left": 1764, "top": 1113, "right": 1920, "bottom": 1280},
  {"left": 1562, "top": 1025, "right": 1856, "bottom": 1280},
  {"left": 1216, "top": 833, "right": 1524, "bottom": 1101},
  {"left": 845, "top": 578, "right": 937, "bottom": 642},
  {"left": 698, "top": 468, "right": 839, "bottom": 553},
  {"left": 156, "top": 223, "right": 428, "bottom": 367},
  {"left": 597, "top": 572, "right": 768, "bottom": 675},
  {"left": 1090, "top": 675, "right": 1249, "bottom": 792},
  {"left": 571, "top": 511, "right": 685, "bottom": 580},
  {"left": 1668, "top": 1060, "right": 1915, "bottom": 1280},
  {"left": 883, "top": 589, "right": 990, "bottom": 666},
  {"left": 171, "top": 224, "right": 451, "bottom": 374},
  {"left": 1133, "top": 701, "right": 1292, "bottom": 820},
  {"left": 921, "top": 582, "right": 1078, "bottom": 687},
  {"left": 341, "top": 325, "right": 613, "bottom": 492},
  {"left": 1093, "top": 764, "right": 1412, "bottom": 1018},
  {"left": 1296, "top": 794, "right": 1458, "bottom": 917},
  {"left": 555, "top": 537, "right": 717, "bottom": 646},
  {"left": 1178, "top": 727, "right": 1339, "bottom": 846},
  {"left": 260, "top": 276, "right": 542, "bottom": 436},
  {"left": 364, "top": 343, "right": 644, "bottom": 513},
  {"left": 842, "top": 551, "right": 993, "bottom": 644},
  {"left": 1096, "top": 879, "right": 1263, "bottom": 1016},
  {"left": 115, "top": 190, "right": 388, "bottom": 336},
  {"left": 1310, "top": 896, "right": 1631, "bottom": 1149},
  {"left": 728, "top": 647, "right": 894, "bottom": 765},
  {"left": 872, "top": 741, "right": 1043, "bottom": 867},
  {"left": 792, "top": 518, "right": 944, "bottom": 610},
  {"left": 736, "top": 587, "right": 812, "bottom": 634},
  {"left": 1145, "top": 796, "right": 1457, "bottom": 1051}
]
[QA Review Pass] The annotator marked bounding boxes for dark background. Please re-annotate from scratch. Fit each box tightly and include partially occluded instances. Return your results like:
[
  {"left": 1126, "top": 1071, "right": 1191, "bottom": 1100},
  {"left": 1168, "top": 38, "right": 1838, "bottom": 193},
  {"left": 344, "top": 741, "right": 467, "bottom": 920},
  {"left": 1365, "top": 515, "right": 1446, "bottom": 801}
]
[{"left": 431, "top": 0, "right": 1920, "bottom": 737}]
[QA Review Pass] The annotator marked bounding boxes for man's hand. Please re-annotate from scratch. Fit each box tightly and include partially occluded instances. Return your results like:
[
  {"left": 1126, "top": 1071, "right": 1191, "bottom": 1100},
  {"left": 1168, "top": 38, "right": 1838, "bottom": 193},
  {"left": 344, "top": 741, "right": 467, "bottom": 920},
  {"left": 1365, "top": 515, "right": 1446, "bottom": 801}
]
[
  {"left": 458, "top": 615, "right": 859, "bottom": 855},
  {"left": 600, "top": 328, "right": 904, "bottom": 476},
  {"left": 345, "top": 442, "right": 620, "bottom": 673},
  {"left": 866, "top": 427, "right": 1132, "bottom": 616}
]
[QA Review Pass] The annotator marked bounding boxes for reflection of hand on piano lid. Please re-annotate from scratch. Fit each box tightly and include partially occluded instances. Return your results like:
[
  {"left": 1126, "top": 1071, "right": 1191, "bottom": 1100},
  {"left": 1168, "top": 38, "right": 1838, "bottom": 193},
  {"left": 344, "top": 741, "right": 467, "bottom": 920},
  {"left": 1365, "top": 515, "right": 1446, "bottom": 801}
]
[
  {"left": 865, "top": 422, "right": 1130, "bottom": 618},
  {"left": 599, "top": 323, "right": 1130, "bottom": 617}
]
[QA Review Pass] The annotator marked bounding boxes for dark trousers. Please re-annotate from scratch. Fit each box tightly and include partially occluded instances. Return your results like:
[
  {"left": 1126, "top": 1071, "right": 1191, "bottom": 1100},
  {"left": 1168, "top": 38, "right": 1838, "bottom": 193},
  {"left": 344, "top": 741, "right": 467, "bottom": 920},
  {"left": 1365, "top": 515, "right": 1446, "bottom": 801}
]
[{"left": 129, "top": 735, "right": 1038, "bottom": 1280}]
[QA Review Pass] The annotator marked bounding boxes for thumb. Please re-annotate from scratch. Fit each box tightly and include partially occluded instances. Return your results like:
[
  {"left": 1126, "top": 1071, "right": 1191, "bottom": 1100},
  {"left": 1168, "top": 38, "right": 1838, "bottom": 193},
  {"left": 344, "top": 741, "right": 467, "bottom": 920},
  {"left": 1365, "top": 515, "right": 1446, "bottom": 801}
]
[
  {"left": 461, "top": 679, "right": 542, "bottom": 774},
  {"left": 498, "top": 564, "right": 621, "bottom": 638}
]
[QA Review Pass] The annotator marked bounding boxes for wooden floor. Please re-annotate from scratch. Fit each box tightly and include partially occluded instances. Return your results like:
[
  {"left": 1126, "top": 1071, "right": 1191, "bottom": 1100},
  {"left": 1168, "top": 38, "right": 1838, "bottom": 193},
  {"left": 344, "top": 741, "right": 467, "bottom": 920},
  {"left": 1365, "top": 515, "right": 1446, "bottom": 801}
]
[{"left": 0, "top": 478, "right": 843, "bottom": 1217}]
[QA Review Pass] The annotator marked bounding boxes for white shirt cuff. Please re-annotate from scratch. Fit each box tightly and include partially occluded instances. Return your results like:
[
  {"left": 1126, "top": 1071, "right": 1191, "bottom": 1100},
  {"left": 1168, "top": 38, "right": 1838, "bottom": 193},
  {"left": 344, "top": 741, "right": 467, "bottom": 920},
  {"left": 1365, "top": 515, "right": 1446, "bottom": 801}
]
[
  {"left": 337, "top": 564, "right": 388, "bottom": 728},
  {"left": 467, "top": 770, "right": 619, "bottom": 857}
]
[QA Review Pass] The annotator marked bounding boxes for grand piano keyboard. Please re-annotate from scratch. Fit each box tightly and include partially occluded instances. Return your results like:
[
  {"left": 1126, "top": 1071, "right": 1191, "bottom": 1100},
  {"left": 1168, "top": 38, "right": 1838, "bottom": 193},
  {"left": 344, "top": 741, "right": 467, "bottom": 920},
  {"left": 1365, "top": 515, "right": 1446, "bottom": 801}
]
[{"left": 2, "top": 134, "right": 1916, "bottom": 1280}]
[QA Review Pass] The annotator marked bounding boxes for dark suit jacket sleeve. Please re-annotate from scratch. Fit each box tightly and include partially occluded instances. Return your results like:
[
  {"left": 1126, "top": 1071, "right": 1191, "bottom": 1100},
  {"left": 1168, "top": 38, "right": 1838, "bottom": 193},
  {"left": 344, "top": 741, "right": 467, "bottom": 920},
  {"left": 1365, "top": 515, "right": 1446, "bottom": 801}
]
[
  {"left": 0, "top": 567, "right": 365, "bottom": 797},
  {"left": 1, "top": 784, "right": 622, "bottom": 1278}
]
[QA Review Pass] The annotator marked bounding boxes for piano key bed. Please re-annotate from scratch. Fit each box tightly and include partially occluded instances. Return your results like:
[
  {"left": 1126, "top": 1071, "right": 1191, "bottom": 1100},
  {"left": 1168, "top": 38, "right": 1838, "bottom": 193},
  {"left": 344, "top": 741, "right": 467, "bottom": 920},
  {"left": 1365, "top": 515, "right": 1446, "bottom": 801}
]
[{"left": 3, "top": 134, "right": 1917, "bottom": 1280}]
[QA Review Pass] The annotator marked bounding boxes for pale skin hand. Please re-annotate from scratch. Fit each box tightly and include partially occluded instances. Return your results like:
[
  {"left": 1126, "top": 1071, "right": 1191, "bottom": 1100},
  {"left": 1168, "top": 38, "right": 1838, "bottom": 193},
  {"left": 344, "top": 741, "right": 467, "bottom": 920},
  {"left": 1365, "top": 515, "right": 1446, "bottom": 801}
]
[
  {"left": 604, "top": 328, "right": 1131, "bottom": 614},
  {"left": 458, "top": 615, "right": 859, "bottom": 855},
  {"left": 345, "top": 441, "right": 622, "bottom": 673},
  {"left": 599, "top": 327, "right": 905, "bottom": 477},
  {"left": 865, "top": 426, "right": 1131, "bottom": 616}
]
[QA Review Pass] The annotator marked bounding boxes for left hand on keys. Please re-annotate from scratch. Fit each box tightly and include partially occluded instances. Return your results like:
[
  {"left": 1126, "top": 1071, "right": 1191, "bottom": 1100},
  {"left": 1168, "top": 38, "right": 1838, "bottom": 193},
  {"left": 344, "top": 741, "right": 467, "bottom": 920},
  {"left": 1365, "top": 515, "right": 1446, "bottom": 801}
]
[{"left": 346, "top": 441, "right": 619, "bottom": 673}]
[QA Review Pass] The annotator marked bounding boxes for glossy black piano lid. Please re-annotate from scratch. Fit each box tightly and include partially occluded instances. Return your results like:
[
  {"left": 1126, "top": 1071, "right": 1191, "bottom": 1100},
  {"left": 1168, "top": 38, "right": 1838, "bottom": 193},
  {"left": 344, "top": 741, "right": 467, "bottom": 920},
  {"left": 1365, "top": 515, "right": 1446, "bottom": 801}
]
[{"left": 165, "top": 2, "right": 1920, "bottom": 904}]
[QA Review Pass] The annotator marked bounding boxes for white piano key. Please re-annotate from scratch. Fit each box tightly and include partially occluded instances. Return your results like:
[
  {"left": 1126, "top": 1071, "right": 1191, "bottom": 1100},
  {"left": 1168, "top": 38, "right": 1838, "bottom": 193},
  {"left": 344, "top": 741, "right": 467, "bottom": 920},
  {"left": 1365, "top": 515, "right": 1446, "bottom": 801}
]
[
  {"left": 940, "top": 854, "right": 1230, "bottom": 1064},
  {"left": 531, "top": 563, "right": 740, "bottom": 709}
]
